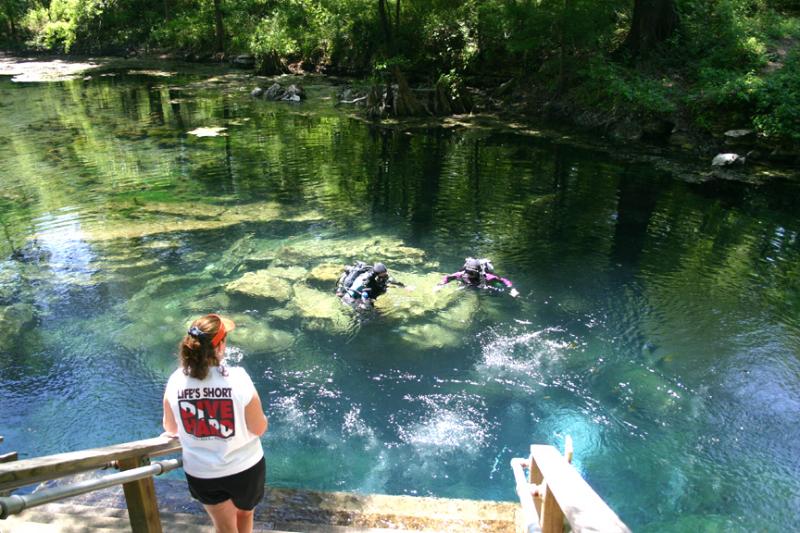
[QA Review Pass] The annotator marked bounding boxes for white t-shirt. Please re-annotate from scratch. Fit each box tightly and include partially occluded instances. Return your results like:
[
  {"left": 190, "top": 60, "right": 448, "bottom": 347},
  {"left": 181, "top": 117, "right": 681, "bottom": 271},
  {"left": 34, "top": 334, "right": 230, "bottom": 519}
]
[{"left": 165, "top": 365, "right": 264, "bottom": 478}]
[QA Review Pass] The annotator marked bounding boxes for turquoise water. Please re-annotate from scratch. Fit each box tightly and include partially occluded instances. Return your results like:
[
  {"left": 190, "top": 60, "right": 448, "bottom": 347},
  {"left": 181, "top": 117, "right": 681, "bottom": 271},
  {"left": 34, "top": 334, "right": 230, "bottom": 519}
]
[{"left": 1, "top": 69, "right": 799, "bottom": 531}]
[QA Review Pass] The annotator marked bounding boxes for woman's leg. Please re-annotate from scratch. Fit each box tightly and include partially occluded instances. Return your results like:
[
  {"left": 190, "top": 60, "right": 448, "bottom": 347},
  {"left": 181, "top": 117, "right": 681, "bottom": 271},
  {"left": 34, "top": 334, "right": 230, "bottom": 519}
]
[
  {"left": 235, "top": 507, "right": 255, "bottom": 533},
  {"left": 203, "top": 499, "right": 239, "bottom": 533}
]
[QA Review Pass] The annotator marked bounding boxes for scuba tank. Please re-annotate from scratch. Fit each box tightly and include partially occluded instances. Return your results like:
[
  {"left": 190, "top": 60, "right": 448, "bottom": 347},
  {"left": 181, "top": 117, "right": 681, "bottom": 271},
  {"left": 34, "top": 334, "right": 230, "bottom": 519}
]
[
  {"left": 463, "top": 257, "right": 494, "bottom": 286},
  {"left": 336, "top": 261, "right": 371, "bottom": 294}
]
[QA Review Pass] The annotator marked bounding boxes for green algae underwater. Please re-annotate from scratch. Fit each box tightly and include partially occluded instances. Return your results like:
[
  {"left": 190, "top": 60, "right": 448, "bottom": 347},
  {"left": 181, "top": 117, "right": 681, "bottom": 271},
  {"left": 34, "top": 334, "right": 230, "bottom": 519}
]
[{"left": 1, "top": 66, "right": 799, "bottom": 532}]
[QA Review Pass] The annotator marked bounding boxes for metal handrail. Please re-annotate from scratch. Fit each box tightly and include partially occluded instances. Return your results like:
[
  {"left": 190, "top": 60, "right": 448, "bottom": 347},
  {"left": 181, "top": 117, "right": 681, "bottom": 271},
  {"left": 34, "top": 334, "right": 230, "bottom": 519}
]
[{"left": 0, "top": 457, "right": 182, "bottom": 519}]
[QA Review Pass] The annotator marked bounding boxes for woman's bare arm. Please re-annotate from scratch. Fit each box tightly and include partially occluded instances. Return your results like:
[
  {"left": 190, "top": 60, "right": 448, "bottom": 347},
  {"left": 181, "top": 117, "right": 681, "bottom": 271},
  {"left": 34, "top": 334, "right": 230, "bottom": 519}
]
[
  {"left": 162, "top": 396, "right": 178, "bottom": 436},
  {"left": 245, "top": 391, "right": 268, "bottom": 436}
]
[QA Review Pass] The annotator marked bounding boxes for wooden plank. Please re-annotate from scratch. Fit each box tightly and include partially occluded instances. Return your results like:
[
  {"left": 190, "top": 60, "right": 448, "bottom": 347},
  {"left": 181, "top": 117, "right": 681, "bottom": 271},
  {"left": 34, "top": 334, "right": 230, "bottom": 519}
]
[
  {"left": 0, "top": 437, "right": 180, "bottom": 492},
  {"left": 0, "top": 452, "right": 18, "bottom": 463},
  {"left": 528, "top": 445, "right": 544, "bottom": 517},
  {"left": 118, "top": 456, "right": 163, "bottom": 533},
  {"left": 539, "top": 485, "right": 565, "bottom": 533},
  {"left": 530, "top": 445, "right": 631, "bottom": 533},
  {"left": 564, "top": 436, "right": 573, "bottom": 464}
]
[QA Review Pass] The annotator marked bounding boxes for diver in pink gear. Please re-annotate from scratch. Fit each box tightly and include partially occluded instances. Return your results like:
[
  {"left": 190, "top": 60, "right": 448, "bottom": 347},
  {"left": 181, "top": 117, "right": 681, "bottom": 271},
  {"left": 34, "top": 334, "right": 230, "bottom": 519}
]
[{"left": 437, "top": 257, "right": 519, "bottom": 297}]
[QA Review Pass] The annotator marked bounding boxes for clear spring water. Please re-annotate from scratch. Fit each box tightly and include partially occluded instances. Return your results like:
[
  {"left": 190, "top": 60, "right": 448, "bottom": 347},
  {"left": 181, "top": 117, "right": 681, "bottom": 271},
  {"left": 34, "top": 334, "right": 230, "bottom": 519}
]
[{"left": 0, "top": 69, "right": 799, "bottom": 532}]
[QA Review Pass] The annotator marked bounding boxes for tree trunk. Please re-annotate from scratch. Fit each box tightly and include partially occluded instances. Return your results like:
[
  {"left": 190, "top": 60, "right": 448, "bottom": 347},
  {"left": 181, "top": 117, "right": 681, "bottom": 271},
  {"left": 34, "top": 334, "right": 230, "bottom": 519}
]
[
  {"left": 257, "top": 50, "right": 287, "bottom": 75},
  {"left": 395, "top": 0, "right": 400, "bottom": 35},
  {"left": 213, "top": 0, "right": 225, "bottom": 55},
  {"left": 378, "top": 0, "right": 393, "bottom": 54},
  {"left": 558, "top": 0, "right": 570, "bottom": 92},
  {"left": 391, "top": 66, "right": 423, "bottom": 116},
  {"left": 163, "top": 0, "right": 170, "bottom": 21},
  {"left": 3, "top": 1, "right": 17, "bottom": 40},
  {"left": 622, "top": 0, "right": 678, "bottom": 56}
]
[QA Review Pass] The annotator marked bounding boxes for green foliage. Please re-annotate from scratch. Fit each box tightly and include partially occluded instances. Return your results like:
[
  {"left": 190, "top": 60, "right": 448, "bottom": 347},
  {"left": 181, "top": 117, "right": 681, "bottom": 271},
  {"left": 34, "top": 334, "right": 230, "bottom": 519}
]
[
  {"left": 150, "top": 3, "right": 217, "bottom": 53},
  {"left": 250, "top": 17, "right": 298, "bottom": 58},
  {"left": 752, "top": 50, "right": 800, "bottom": 140},
  {"left": 673, "top": 0, "right": 800, "bottom": 141},
  {"left": 21, "top": 0, "right": 160, "bottom": 52},
  {"left": 5, "top": 0, "right": 800, "bottom": 145},
  {"left": 568, "top": 57, "right": 677, "bottom": 120},
  {"left": 0, "top": 0, "right": 29, "bottom": 43}
]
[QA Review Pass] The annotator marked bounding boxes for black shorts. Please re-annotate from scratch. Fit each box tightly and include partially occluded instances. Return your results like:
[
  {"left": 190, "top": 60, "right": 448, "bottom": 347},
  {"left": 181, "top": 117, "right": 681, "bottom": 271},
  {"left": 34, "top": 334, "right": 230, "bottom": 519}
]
[{"left": 185, "top": 456, "right": 266, "bottom": 510}]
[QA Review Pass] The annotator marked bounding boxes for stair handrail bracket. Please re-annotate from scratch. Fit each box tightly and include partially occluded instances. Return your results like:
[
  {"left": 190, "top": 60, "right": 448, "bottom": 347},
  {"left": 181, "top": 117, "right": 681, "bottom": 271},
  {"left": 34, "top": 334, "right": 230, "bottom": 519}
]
[
  {"left": 510, "top": 443, "right": 631, "bottom": 533},
  {"left": 0, "top": 436, "right": 182, "bottom": 533}
]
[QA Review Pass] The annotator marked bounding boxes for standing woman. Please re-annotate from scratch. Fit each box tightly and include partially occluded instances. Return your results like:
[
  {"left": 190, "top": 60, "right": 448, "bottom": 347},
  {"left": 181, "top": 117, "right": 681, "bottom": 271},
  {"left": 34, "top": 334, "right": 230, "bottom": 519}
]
[{"left": 162, "top": 314, "right": 268, "bottom": 533}]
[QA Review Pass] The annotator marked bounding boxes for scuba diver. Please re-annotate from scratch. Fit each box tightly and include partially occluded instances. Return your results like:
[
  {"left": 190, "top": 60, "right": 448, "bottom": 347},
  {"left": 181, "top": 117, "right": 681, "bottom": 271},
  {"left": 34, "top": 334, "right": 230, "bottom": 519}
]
[
  {"left": 436, "top": 257, "right": 519, "bottom": 297},
  {"left": 336, "top": 261, "right": 405, "bottom": 308}
]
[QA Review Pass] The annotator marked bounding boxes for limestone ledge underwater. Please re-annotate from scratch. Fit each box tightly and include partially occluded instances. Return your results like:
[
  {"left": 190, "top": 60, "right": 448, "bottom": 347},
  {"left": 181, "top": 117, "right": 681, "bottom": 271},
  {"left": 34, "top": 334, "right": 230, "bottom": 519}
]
[{"left": 2, "top": 196, "right": 493, "bottom": 358}]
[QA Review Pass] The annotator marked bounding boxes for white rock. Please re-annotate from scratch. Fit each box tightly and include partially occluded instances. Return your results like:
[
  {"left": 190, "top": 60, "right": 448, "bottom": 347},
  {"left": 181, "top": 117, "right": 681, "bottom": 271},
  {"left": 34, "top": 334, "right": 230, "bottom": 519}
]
[
  {"left": 723, "top": 129, "right": 754, "bottom": 138},
  {"left": 711, "top": 153, "right": 744, "bottom": 166},
  {"left": 188, "top": 126, "right": 228, "bottom": 137}
]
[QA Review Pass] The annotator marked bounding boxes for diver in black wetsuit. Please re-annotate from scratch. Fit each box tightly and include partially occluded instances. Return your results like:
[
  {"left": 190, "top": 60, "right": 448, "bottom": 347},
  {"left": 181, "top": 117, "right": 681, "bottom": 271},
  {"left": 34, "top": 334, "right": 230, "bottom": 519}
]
[{"left": 338, "top": 262, "right": 404, "bottom": 308}]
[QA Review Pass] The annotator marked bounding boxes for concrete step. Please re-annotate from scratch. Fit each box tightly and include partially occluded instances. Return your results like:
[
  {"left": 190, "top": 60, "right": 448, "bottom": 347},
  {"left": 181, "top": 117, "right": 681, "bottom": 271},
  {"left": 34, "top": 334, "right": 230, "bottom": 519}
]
[
  {"left": 1, "top": 503, "right": 429, "bottom": 532},
  {"left": 1, "top": 480, "right": 519, "bottom": 532}
]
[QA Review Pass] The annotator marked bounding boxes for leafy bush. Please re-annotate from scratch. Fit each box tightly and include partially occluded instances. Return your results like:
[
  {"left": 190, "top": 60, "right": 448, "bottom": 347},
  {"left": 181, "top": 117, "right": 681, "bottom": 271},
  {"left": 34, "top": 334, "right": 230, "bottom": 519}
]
[
  {"left": 568, "top": 57, "right": 677, "bottom": 120},
  {"left": 151, "top": 10, "right": 216, "bottom": 54},
  {"left": 22, "top": 0, "right": 159, "bottom": 53},
  {"left": 752, "top": 50, "right": 800, "bottom": 140}
]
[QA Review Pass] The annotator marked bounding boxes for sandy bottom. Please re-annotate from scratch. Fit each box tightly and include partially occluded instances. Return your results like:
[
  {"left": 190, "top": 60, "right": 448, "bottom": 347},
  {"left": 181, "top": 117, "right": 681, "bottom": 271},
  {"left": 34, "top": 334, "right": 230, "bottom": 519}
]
[{"left": 0, "top": 53, "right": 105, "bottom": 82}]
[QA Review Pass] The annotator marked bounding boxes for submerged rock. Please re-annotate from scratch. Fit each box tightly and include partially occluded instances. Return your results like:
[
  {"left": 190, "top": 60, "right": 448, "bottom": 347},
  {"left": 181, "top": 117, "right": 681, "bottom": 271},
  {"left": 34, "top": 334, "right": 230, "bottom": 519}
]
[
  {"left": 374, "top": 272, "right": 457, "bottom": 319},
  {"left": 263, "top": 265, "right": 307, "bottom": 282},
  {"left": 395, "top": 322, "right": 462, "bottom": 350},
  {"left": 223, "top": 314, "right": 295, "bottom": 353},
  {"left": 307, "top": 263, "right": 344, "bottom": 287},
  {"left": 185, "top": 292, "right": 232, "bottom": 314},
  {"left": 0, "top": 303, "right": 36, "bottom": 339},
  {"left": 268, "top": 307, "right": 296, "bottom": 321},
  {"left": 600, "top": 364, "right": 685, "bottom": 417},
  {"left": 225, "top": 270, "right": 293, "bottom": 303},
  {"left": 291, "top": 284, "right": 352, "bottom": 334},
  {"left": 434, "top": 291, "right": 479, "bottom": 328},
  {"left": 291, "top": 284, "right": 346, "bottom": 320},
  {"left": 79, "top": 201, "right": 321, "bottom": 242}
]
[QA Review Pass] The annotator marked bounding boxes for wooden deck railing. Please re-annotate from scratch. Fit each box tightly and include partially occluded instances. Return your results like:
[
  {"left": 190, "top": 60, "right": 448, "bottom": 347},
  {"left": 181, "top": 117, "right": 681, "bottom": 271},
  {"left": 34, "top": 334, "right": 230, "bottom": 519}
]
[
  {"left": 511, "top": 439, "right": 631, "bottom": 533},
  {"left": 2, "top": 435, "right": 631, "bottom": 533},
  {"left": 0, "top": 436, "right": 181, "bottom": 533}
]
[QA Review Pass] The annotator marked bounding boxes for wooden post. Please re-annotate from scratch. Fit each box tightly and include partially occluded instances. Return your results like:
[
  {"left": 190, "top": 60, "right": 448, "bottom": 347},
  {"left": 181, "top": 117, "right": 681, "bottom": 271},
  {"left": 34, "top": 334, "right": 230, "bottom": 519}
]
[
  {"left": 118, "top": 456, "right": 163, "bottom": 533},
  {"left": 539, "top": 484, "right": 565, "bottom": 533},
  {"left": 564, "top": 436, "right": 573, "bottom": 464},
  {"left": 527, "top": 445, "right": 544, "bottom": 517},
  {"left": 530, "top": 445, "right": 631, "bottom": 533}
]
